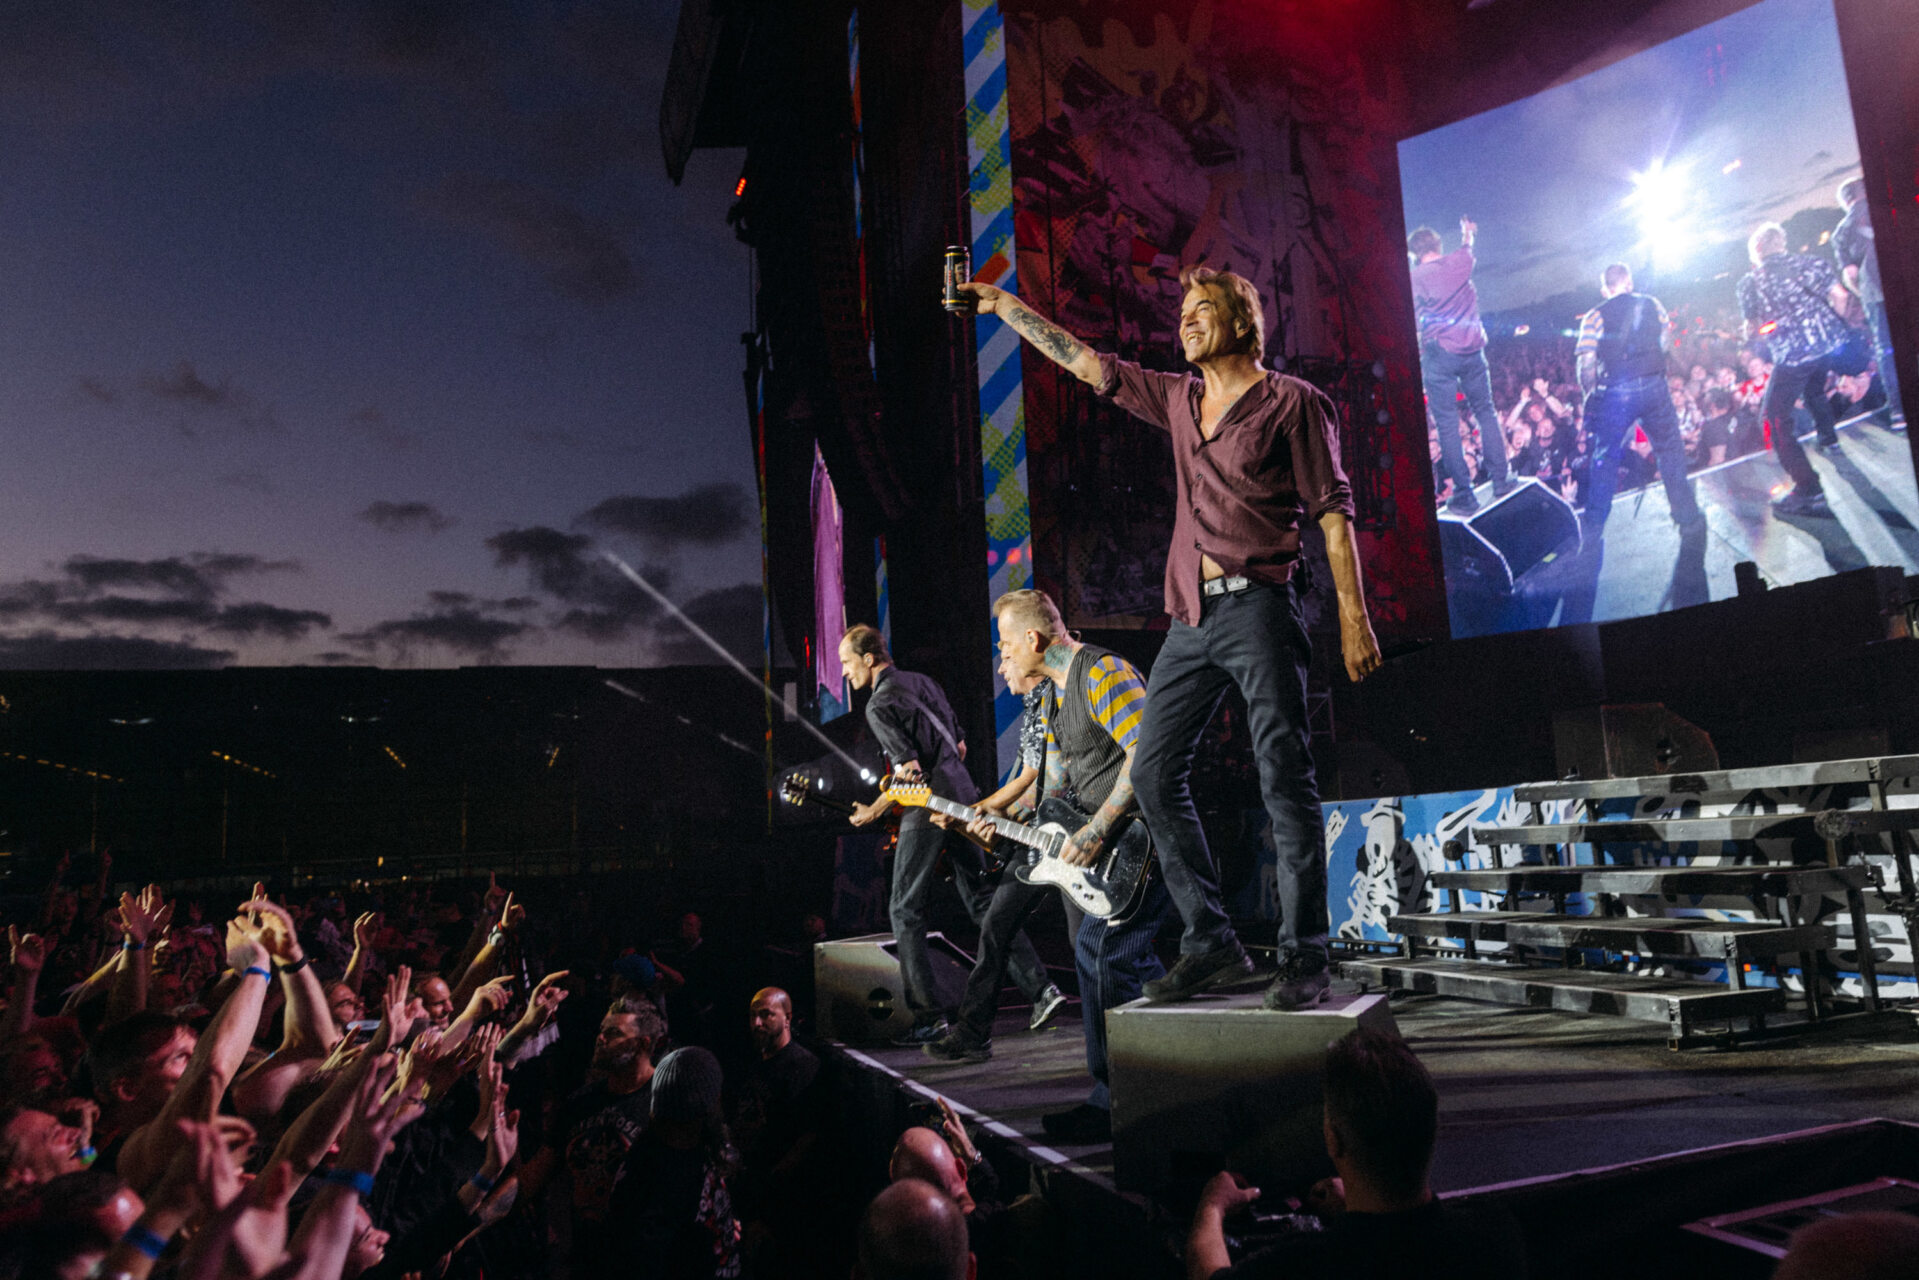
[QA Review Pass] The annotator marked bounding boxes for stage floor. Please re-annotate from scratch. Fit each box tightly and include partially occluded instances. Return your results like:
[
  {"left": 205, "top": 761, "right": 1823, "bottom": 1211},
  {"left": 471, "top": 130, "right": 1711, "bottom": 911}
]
[
  {"left": 832, "top": 975, "right": 1919, "bottom": 1197},
  {"left": 1452, "top": 413, "right": 1919, "bottom": 635}
]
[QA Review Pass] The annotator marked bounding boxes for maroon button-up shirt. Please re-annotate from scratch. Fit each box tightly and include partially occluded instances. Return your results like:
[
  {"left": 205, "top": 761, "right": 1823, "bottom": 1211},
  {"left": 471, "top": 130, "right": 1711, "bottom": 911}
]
[{"left": 1097, "top": 353, "right": 1355, "bottom": 628}]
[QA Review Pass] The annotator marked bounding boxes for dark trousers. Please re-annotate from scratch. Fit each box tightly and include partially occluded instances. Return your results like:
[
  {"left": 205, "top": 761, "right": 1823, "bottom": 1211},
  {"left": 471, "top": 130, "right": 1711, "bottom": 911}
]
[
  {"left": 1581, "top": 375, "right": 1701, "bottom": 532},
  {"left": 1763, "top": 357, "right": 1838, "bottom": 494},
  {"left": 1134, "top": 580, "right": 1329, "bottom": 966},
  {"left": 1868, "top": 301, "right": 1903, "bottom": 419},
  {"left": 1423, "top": 345, "right": 1510, "bottom": 497},
  {"left": 890, "top": 821, "right": 1048, "bottom": 1022},
  {"left": 955, "top": 875, "right": 1052, "bottom": 1041},
  {"left": 1074, "top": 877, "right": 1168, "bottom": 1109}
]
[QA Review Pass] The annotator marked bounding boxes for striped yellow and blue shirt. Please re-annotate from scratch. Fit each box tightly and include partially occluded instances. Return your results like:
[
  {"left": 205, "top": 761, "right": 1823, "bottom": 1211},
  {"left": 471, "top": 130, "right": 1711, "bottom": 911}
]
[{"left": 1044, "top": 653, "right": 1147, "bottom": 755}]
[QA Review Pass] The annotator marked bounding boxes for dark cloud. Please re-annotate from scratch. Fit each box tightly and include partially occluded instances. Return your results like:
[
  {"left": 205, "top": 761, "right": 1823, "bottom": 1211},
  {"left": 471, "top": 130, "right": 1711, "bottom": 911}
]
[
  {"left": 340, "top": 606, "right": 528, "bottom": 663},
  {"left": 78, "top": 362, "right": 282, "bottom": 437},
  {"left": 206, "top": 602, "right": 332, "bottom": 639},
  {"left": 360, "top": 500, "right": 455, "bottom": 534},
  {"left": 217, "top": 470, "right": 275, "bottom": 494},
  {"left": 427, "top": 173, "right": 637, "bottom": 303},
  {"left": 54, "top": 596, "right": 216, "bottom": 626},
  {"left": 651, "top": 583, "right": 764, "bottom": 666},
  {"left": 60, "top": 553, "right": 300, "bottom": 601},
  {"left": 577, "top": 482, "right": 750, "bottom": 550},
  {"left": 312, "top": 651, "right": 375, "bottom": 666},
  {"left": 487, "top": 526, "right": 675, "bottom": 642},
  {"left": 347, "top": 407, "right": 421, "bottom": 452},
  {"left": 0, "top": 632, "right": 233, "bottom": 670},
  {"left": 76, "top": 376, "right": 120, "bottom": 405}
]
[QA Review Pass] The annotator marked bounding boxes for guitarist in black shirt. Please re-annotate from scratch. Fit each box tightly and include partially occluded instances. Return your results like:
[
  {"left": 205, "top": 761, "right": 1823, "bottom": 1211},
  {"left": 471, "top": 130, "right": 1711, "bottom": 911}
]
[
  {"left": 926, "top": 590, "right": 1171, "bottom": 1145},
  {"left": 840, "top": 624, "right": 1055, "bottom": 1047}
]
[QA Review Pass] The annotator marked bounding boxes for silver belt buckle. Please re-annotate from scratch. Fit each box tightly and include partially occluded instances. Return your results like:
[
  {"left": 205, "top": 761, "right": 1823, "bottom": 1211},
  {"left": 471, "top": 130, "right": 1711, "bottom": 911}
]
[{"left": 1203, "top": 575, "right": 1251, "bottom": 597}]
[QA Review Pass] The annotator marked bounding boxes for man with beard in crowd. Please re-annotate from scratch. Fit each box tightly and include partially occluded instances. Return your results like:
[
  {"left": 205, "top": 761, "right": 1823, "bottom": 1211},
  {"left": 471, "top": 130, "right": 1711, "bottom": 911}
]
[
  {"left": 732, "top": 987, "right": 827, "bottom": 1275},
  {"left": 520, "top": 996, "right": 666, "bottom": 1278}
]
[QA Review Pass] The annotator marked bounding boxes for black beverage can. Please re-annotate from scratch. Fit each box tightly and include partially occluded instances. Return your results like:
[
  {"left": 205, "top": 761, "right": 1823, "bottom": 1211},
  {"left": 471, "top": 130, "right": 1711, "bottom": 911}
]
[{"left": 943, "top": 244, "right": 971, "bottom": 312}]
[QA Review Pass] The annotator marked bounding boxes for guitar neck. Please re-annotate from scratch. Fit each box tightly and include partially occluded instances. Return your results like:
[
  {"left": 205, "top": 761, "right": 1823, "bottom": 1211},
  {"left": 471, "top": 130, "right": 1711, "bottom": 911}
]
[{"left": 919, "top": 795, "right": 1047, "bottom": 848}]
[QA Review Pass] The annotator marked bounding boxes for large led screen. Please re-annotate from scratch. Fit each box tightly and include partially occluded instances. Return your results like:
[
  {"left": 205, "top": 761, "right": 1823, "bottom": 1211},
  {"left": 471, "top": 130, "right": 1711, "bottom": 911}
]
[{"left": 1399, "top": 0, "right": 1914, "bottom": 639}]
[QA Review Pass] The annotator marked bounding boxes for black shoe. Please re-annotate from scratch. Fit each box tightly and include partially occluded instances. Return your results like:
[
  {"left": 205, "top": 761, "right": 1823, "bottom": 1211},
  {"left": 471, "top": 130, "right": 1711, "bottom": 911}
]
[
  {"left": 1040, "top": 1103, "right": 1112, "bottom": 1144},
  {"left": 1817, "top": 438, "right": 1843, "bottom": 455},
  {"left": 1141, "top": 941, "right": 1254, "bottom": 1003},
  {"left": 1261, "top": 958, "right": 1331, "bottom": 1011},
  {"left": 1446, "top": 493, "right": 1480, "bottom": 516},
  {"left": 923, "top": 1029, "right": 992, "bottom": 1063},
  {"left": 1028, "top": 985, "right": 1069, "bottom": 1032},
  {"left": 891, "top": 1018, "right": 949, "bottom": 1048},
  {"left": 1491, "top": 476, "right": 1519, "bottom": 498},
  {"left": 1771, "top": 488, "right": 1831, "bottom": 517}
]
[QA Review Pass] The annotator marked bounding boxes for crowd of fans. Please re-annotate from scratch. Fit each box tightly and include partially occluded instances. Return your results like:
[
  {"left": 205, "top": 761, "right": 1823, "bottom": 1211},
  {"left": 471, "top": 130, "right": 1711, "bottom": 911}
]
[
  {"left": 5, "top": 853, "right": 1909, "bottom": 1279},
  {"left": 1431, "top": 306, "right": 1893, "bottom": 513},
  {"left": 0, "top": 854, "right": 842, "bottom": 1280}
]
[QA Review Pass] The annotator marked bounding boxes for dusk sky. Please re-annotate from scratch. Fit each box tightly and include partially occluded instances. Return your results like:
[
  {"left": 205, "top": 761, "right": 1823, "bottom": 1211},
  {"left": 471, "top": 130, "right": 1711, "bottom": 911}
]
[
  {"left": 0, "top": 0, "right": 757, "bottom": 669},
  {"left": 1399, "top": 0, "right": 1862, "bottom": 316}
]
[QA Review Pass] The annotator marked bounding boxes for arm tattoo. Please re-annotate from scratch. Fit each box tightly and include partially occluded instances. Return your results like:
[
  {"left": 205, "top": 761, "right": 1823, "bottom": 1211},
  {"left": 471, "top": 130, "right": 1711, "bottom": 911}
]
[
  {"left": 1091, "top": 758, "right": 1137, "bottom": 838},
  {"left": 1006, "top": 306, "right": 1088, "bottom": 370}
]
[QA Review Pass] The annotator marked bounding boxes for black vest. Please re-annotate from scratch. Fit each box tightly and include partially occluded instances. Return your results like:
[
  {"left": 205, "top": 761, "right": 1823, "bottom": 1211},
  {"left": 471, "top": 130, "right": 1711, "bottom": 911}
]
[
  {"left": 1046, "top": 644, "right": 1130, "bottom": 813},
  {"left": 1594, "top": 292, "right": 1666, "bottom": 384}
]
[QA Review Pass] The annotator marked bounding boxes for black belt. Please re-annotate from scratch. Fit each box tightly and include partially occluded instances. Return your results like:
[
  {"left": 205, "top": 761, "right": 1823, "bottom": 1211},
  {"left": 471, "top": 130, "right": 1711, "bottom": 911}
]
[{"left": 1201, "top": 575, "right": 1254, "bottom": 597}]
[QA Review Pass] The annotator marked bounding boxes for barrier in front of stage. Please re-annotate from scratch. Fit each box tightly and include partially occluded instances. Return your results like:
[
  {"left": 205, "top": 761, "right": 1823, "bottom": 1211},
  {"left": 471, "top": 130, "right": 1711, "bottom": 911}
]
[
  {"left": 1106, "top": 989, "right": 1397, "bottom": 1195},
  {"left": 814, "top": 931, "right": 975, "bottom": 1044}
]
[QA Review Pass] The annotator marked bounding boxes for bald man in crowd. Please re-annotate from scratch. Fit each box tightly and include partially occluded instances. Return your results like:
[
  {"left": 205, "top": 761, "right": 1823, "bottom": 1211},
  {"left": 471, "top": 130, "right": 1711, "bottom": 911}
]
[
  {"left": 857, "top": 1178, "right": 975, "bottom": 1280},
  {"left": 733, "top": 986, "right": 828, "bottom": 1275}
]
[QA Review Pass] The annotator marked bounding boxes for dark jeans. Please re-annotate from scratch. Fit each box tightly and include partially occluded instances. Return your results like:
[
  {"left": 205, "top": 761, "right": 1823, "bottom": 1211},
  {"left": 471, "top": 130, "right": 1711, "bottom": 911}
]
[
  {"left": 1134, "top": 579, "right": 1329, "bottom": 967},
  {"left": 955, "top": 875, "right": 1053, "bottom": 1041},
  {"left": 890, "top": 821, "right": 1048, "bottom": 1022},
  {"left": 1075, "top": 876, "right": 1168, "bottom": 1109},
  {"left": 1581, "top": 375, "right": 1701, "bottom": 533},
  {"left": 1423, "top": 345, "right": 1510, "bottom": 498},
  {"left": 1868, "top": 301, "right": 1903, "bottom": 420},
  {"left": 1763, "top": 357, "right": 1837, "bottom": 494}
]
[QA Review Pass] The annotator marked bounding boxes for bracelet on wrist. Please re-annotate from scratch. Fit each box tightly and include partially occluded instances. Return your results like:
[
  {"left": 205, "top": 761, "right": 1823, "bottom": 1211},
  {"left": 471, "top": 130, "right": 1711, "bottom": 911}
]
[
  {"left": 469, "top": 1170, "right": 497, "bottom": 1194},
  {"left": 243, "top": 965, "right": 271, "bottom": 981},
  {"left": 274, "top": 954, "right": 311, "bottom": 975},
  {"left": 313, "top": 1167, "right": 375, "bottom": 1196},
  {"left": 120, "top": 1223, "right": 170, "bottom": 1260},
  {"left": 487, "top": 929, "right": 507, "bottom": 948},
  {"left": 122, "top": 939, "right": 147, "bottom": 952}
]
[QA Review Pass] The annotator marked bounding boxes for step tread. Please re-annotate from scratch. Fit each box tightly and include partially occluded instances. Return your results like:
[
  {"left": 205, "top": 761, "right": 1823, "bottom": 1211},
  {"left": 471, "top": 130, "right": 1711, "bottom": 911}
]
[
  {"left": 1387, "top": 912, "right": 1836, "bottom": 956},
  {"left": 1510, "top": 754, "right": 1919, "bottom": 803},
  {"left": 1476, "top": 809, "right": 1919, "bottom": 846},
  {"left": 1429, "top": 864, "right": 1870, "bottom": 895},
  {"left": 1337, "top": 956, "right": 1786, "bottom": 1024}
]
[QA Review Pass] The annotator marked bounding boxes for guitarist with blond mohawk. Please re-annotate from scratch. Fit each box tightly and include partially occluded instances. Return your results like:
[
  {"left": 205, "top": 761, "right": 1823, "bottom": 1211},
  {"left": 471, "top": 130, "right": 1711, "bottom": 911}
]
[{"left": 925, "top": 588, "right": 1170, "bottom": 1146}]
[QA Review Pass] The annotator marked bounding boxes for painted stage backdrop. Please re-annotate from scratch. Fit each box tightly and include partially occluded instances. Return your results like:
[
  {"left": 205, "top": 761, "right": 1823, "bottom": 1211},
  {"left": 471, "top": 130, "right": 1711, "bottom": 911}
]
[
  {"left": 1316, "top": 778, "right": 1919, "bottom": 999},
  {"left": 999, "top": 0, "right": 1444, "bottom": 642}
]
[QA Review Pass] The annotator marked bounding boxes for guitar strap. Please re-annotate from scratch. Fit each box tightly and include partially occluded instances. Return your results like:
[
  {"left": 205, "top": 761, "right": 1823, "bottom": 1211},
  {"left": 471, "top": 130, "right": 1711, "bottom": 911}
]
[{"left": 880, "top": 670, "right": 966, "bottom": 768}]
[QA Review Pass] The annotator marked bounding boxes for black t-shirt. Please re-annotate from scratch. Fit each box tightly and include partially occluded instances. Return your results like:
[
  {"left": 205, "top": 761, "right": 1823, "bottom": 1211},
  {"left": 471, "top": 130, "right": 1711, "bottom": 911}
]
[
  {"left": 1695, "top": 411, "right": 1736, "bottom": 461},
  {"left": 731, "top": 1041, "right": 821, "bottom": 1174},
  {"left": 561, "top": 1078, "right": 654, "bottom": 1224},
  {"left": 1212, "top": 1201, "right": 1528, "bottom": 1280}
]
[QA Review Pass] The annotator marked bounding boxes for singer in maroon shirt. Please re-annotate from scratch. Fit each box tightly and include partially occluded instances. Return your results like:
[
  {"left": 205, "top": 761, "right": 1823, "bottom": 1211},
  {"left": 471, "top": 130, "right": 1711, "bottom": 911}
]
[{"left": 955, "top": 266, "right": 1382, "bottom": 1012}]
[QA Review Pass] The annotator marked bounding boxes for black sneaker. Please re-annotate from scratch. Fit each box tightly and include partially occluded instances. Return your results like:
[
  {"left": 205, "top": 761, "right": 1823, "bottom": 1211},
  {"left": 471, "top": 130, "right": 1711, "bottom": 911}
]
[
  {"left": 1491, "top": 476, "right": 1519, "bottom": 498},
  {"left": 923, "top": 1029, "right": 992, "bottom": 1063},
  {"left": 1040, "top": 1103, "right": 1111, "bottom": 1144},
  {"left": 1816, "top": 437, "right": 1843, "bottom": 455},
  {"left": 1261, "top": 958, "right": 1331, "bottom": 1011},
  {"left": 1141, "top": 941, "right": 1254, "bottom": 1003},
  {"left": 1771, "top": 488, "right": 1831, "bottom": 517},
  {"left": 1446, "top": 492, "right": 1480, "bottom": 516},
  {"left": 890, "top": 1018, "right": 949, "bottom": 1048},
  {"left": 1028, "top": 985, "right": 1069, "bottom": 1032}
]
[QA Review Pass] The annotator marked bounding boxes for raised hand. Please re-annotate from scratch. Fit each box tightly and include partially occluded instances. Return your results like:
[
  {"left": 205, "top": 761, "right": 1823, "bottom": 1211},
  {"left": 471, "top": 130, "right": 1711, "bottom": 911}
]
[
  {"left": 466, "top": 975, "right": 514, "bottom": 1020},
  {"left": 226, "top": 916, "right": 269, "bottom": 974},
  {"left": 353, "top": 911, "right": 378, "bottom": 952},
  {"left": 382, "top": 964, "right": 418, "bottom": 1046},
  {"left": 482, "top": 872, "right": 508, "bottom": 917},
  {"left": 497, "top": 891, "right": 525, "bottom": 936},
  {"left": 119, "top": 884, "right": 171, "bottom": 946},
  {"left": 522, "top": 970, "right": 570, "bottom": 1029},
  {"left": 9, "top": 925, "right": 47, "bottom": 975},
  {"left": 952, "top": 280, "right": 1004, "bottom": 316},
  {"left": 337, "top": 1054, "right": 419, "bottom": 1172},
  {"left": 239, "top": 897, "right": 302, "bottom": 964}
]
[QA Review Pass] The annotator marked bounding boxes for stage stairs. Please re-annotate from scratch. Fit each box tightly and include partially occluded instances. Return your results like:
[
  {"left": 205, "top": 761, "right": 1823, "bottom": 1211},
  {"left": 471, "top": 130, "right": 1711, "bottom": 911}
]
[{"left": 1340, "top": 755, "right": 1919, "bottom": 1046}]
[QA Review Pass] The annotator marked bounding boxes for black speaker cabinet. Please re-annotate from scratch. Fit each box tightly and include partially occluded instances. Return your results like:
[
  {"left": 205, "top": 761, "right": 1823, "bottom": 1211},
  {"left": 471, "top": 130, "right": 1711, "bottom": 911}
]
[
  {"left": 814, "top": 932, "right": 975, "bottom": 1044},
  {"left": 1438, "top": 478, "right": 1582, "bottom": 594},
  {"left": 1107, "top": 990, "right": 1398, "bottom": 1195}
]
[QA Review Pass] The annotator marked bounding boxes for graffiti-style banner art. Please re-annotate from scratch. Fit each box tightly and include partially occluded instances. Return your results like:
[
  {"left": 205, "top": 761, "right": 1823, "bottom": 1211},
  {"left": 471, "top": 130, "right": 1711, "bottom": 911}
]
[{"left": 963, "top": 0, "right": 1034, "bottom": 777}]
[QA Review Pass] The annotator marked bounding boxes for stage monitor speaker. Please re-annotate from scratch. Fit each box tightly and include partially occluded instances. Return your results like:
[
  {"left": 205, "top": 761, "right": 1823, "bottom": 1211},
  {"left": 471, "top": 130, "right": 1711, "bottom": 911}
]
[
  {"left": 1552, "top": 702, "right": 1718, "bottom": 780},
  {"left": 814, "top": 932, "right": 974, "bottom": 1044},
  {"left": 1438, "top": 478, "right": 1581, "bottom": 594},
  {"left": 1107, "top": 990, "right": 1397, "bottom": 1195}
]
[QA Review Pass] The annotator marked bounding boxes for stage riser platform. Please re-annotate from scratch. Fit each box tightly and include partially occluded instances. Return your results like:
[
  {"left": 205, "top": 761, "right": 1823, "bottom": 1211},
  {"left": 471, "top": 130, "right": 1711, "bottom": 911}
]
[{"left": 1389, "top": 912, "right": 1834, "bottom": 959}]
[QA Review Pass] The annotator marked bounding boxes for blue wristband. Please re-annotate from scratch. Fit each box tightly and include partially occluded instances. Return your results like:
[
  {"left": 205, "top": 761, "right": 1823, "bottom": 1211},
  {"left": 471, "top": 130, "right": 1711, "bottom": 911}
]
[
  {"left": 78, "top": 1145, "right": 97, "bottom": 1167},
  {"left": 314, "top": 1167, "right": 375, "bottom": 1196},
  {"left": 123, "top": 939, "right": 147, "bottom": 952},
  {"left": 121, "top": 1223, "right": 169, "bottom": 1259},
  {"left": 244, "top": 965, "right": 271, "bottom": 981},
  {"left": 469, "top": 1170, "right": 497, "bottom": 1194}
]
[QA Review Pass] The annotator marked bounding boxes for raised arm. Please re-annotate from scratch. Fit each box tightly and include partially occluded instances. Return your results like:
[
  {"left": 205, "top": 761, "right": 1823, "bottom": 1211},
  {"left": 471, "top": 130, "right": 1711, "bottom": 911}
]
[
  {"left": 955, "top": 282, "right": 1103, "bottom": 386},
  {"left": 3, "top": 926, "right": 47, "bottom": 1040},
  {"left": 118, "top": 917, "right": 273, "bottom": 1192},
  {"left": 106, "top": 886, "right": 171, "bottom": 1026},
  {"left": 343, "top": 911, "right": 378, "bottom": 995}
]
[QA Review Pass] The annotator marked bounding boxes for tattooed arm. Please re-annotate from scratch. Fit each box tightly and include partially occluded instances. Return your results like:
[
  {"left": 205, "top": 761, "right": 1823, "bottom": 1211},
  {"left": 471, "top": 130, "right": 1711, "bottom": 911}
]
[{"left": 955, "top": 282, "right": 1104, "bottom": 386}]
